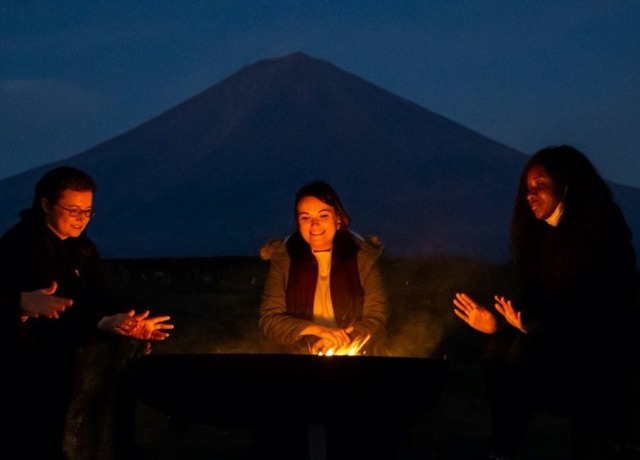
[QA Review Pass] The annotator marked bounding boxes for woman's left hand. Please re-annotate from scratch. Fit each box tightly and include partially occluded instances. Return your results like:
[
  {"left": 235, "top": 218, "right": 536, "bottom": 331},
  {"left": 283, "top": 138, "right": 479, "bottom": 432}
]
[
  {"left": 306, "top": 325, "right": 354, "bottom": 354},
  {"left": 493, "top": 296, "right": 527, "bottom": 333},
  {"left": 102, "top": 310, "right": 174, "bottom": 340}
]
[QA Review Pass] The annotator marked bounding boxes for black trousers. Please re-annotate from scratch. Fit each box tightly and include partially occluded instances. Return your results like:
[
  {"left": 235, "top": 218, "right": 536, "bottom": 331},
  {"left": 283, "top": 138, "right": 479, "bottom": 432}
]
[
  {"left": 483, "top": 329, "right": 620, "bottom": 460},
  {"left": 254, "top": 419, "right": 400, "bottom": 460},
  {"left": 8, "top": 347, "right": 76, "bottom": 460}
]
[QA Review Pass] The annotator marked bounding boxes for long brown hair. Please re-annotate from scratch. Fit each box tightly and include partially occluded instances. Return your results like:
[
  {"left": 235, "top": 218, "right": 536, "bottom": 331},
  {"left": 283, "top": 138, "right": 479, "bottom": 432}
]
[{"left": 293, "top": 180, "right": 351, "bottom": 231}]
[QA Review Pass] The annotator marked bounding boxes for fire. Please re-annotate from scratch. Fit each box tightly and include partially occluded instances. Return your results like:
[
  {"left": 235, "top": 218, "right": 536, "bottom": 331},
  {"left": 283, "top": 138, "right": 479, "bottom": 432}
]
[{"left": 318, "top": 334, "right": 371, "bottom": 356}]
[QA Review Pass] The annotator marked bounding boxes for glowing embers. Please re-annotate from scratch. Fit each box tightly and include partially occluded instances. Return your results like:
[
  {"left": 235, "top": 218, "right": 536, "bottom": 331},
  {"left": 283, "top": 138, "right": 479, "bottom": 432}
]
[{"left": 317, "top": 334, "right": 371, "bottom": 356}]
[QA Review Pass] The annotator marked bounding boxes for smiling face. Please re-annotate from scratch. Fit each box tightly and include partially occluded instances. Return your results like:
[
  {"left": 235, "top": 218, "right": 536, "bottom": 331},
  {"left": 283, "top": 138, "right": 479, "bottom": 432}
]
[
  {"left": 296, "top": 195, "right": 341, "bottom": 251},
  {"left": 42, "top": 189, "right": 94, "bottom": 240},
  {"left": 526, "top": 165, "right": 562, "bottom": 221}
]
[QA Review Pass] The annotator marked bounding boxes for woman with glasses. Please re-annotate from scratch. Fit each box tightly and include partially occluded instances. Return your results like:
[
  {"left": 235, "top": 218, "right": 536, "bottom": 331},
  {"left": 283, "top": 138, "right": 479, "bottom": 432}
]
[{"left": 0, "top": 165, "right": 174, "bottom": 460}]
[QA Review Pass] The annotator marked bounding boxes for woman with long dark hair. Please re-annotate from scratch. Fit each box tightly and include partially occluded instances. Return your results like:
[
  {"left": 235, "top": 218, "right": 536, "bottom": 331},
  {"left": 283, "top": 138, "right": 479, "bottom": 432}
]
[
  {"left": 260, "top": 180, "right": 388, "bottom": 356},
  {"left": 257, "top": 180, "right": 390, "bottom": 459},
  {"left": 453, "top": 145, "right": 638, "bottom": 459}
]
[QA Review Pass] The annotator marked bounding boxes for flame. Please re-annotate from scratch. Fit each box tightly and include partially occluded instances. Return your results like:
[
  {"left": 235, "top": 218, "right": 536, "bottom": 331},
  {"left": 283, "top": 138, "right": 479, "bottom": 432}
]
[{"left": 318, "top": 334, "right": 371, "bottom": 356}]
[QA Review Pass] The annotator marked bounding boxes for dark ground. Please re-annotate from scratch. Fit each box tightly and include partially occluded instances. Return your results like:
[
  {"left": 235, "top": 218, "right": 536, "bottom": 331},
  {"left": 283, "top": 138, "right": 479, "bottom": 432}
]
[{"left": 64, "top": 256, "right": 638, "bottom": 460}]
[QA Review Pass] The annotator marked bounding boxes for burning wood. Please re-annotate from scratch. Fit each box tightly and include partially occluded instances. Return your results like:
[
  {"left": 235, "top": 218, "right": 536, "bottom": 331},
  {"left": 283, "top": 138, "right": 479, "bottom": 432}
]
[{"left": 318, "top": 334, "right": 371, "bottom": 356}]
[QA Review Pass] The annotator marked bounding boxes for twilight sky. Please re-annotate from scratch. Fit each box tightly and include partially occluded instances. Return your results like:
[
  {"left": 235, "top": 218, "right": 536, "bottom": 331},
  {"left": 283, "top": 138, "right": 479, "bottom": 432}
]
[{"left": 2, "top": 1, "right": 639, "bottom": 186}]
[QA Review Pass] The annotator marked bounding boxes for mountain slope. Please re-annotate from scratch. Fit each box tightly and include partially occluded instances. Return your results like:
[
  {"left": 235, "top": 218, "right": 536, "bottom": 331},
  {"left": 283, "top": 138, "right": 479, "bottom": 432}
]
[{"left": 1, "top": 52, "right": 637, "bottom": 262}]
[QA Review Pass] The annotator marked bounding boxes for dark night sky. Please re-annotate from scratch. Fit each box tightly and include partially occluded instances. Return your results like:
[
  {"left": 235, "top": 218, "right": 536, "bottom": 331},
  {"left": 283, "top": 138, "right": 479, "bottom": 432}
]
[{"left": 2, "top": 1, "right": 639, "bottom": 186}]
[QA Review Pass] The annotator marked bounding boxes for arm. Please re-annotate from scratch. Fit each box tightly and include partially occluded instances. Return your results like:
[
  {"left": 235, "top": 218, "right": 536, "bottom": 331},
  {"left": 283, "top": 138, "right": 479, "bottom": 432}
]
[
  {"left": 352, "top": 253, "right": 388, "bottom": 343},
  {"left": 20, "top": 281, "right": 73, "bottom": 320},
  {"left": 0, "top": 223, "right": 71, "bottom": 323},
  {"left": 259, "top": 249, "right": 316, "bottom": 347},
  {"left": 98, "top": 309, "right": 173, "bottom": 341}
]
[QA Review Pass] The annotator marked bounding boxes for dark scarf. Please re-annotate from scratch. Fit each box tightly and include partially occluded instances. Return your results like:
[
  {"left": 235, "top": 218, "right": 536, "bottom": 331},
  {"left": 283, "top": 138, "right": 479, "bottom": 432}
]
[{"left": 285, "top": 230, "right": 364, "bottom": 328}]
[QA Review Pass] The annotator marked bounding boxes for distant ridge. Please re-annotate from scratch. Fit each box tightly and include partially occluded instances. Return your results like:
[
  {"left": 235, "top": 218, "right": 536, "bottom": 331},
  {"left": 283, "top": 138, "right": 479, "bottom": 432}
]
[{"left": 1, "top": 52, "right": 639, "bottom": 263}]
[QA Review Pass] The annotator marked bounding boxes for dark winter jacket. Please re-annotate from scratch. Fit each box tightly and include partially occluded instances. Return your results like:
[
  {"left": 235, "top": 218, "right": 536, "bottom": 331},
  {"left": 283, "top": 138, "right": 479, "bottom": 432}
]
[{"left": 0, "top": 210, "right": 121, "bottom": 353}]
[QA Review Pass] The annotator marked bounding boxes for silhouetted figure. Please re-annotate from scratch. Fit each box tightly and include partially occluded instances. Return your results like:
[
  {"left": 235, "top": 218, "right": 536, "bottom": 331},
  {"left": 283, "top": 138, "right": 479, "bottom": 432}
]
[{"left": 454, "top": 145, "right": 639, "bottom": 460}]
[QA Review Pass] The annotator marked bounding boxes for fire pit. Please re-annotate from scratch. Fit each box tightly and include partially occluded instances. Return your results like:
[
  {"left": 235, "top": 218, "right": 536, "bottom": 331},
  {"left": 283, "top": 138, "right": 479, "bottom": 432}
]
[{"left": 132, "top": 352, "right": 449, "bottom": 426}]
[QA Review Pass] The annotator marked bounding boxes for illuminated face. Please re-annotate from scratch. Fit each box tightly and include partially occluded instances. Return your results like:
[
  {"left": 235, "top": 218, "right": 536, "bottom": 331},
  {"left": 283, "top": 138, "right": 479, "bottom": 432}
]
[
  {"left": 526, "top": 165, "right": 562, "bottom": 221},
  {"left": 297, "top": 196, "right": 341, "bottom": 252},
  {"left": 42, "top": 189, "right": 93, "bottom": 240}
]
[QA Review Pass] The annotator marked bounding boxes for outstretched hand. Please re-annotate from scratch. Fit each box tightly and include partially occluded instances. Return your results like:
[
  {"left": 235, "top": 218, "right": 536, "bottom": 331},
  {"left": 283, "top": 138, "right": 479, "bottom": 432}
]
[
  {"left": 100, "top": 309, "right": 174, "bottom": 341},
  {"left": 20, "top": 281, "right": 73, "bottom": 320},
  {"left": 493, "top": 295, "right": 527, "bottom": 333},
  {"left": 453, "top": 292, "right": 498, "bottom": 334}
]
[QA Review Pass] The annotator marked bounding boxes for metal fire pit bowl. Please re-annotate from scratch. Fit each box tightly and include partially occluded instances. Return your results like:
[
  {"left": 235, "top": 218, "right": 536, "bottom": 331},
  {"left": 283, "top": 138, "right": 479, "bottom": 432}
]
[{"left": 132, "top": 352, "right": 449, "bottom": 426}]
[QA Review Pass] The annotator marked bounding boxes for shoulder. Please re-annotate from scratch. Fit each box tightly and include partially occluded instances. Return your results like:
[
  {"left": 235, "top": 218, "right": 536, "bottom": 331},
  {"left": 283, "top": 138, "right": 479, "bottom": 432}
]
[
  {"left": 350, "top": 231, "right": 383, "bottom": 251},
  {"left": 349, "top": 231, "right": 383, "bottom": 261},
  {"left": 0, "top": 216, "right": 41, "bottom": 248},
  {"left": 259, "top": 237, "right": 289, "bottom": 261},
  {"left": 0, "top": 222, "right": 23, "bottom": 244}
]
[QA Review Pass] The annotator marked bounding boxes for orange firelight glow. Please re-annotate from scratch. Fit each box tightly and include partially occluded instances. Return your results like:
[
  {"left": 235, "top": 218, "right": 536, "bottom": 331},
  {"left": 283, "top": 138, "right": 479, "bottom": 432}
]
[{"left": 318, "top": 334, "right": 371, "bottom": 356}]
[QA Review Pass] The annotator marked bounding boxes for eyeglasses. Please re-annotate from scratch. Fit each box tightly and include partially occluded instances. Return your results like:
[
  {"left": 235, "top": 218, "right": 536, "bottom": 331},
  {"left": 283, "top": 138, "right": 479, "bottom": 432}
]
[{"left": 55, "top": 204, "right": 94, "bottom": 218}]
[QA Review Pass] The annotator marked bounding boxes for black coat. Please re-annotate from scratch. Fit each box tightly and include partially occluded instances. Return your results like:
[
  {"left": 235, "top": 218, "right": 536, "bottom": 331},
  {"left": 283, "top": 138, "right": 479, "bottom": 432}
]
[
  {"left": 0, "top": 210, "right": 122, "bottom": 353},
  {"left": 517, "top": 202, "right": 637, "bottom": 368}
]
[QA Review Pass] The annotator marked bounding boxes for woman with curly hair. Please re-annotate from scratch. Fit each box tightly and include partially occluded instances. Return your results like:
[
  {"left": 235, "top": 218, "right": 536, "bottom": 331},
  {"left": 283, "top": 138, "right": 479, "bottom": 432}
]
[{"left": 453, "top": 145, "right": 638, "bottom": 460}]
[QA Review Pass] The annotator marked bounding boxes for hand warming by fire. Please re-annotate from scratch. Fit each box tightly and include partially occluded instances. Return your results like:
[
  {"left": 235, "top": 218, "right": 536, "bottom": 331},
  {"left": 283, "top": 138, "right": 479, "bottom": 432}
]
[
  {"left": 20, "top": 281, "right": 73, "bottom": 320},
  {"left": 453, "top": 293, "right": 527, "bottom": 335},
  {"left": 315, "top": 333, "right": 371, "bottom": 356},
  {"left": 99, "top": 309, "right": 174, "bottom": 341},
  {"left": 303, "top": 323, "right": 355, "bottom": 355},
  {"left": 453, "top": 293, "right": 498, "bottom": 334}
]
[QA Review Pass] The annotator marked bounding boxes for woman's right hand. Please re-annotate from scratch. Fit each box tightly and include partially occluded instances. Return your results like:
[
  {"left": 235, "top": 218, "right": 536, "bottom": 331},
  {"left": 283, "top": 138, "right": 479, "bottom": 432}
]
[
  {"left": 99, "top": 309, "right": 173, "bottom": 340},
  {"left": 453, "top": 292, "right": 498, "bottom": 334},
  {"left": 20, "top": 281, "right": 73, "bottom": 320},
  {"left": 303, "top": 324, "right": 354, "bottom": 354}
]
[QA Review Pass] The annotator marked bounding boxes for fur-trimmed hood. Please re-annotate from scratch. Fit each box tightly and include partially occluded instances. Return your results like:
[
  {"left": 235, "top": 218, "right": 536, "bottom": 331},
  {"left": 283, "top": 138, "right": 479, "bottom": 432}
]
[{"left": 259, "top": 238, "right": 287, "bottom": 261}]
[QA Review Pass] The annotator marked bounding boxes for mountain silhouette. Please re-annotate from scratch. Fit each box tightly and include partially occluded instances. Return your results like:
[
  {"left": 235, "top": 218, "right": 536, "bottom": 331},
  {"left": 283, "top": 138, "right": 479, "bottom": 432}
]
[{"left": 1, "top": 52, "right": 639, "bottom": 262}]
